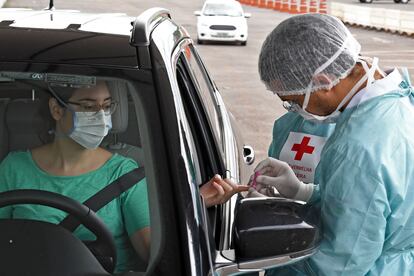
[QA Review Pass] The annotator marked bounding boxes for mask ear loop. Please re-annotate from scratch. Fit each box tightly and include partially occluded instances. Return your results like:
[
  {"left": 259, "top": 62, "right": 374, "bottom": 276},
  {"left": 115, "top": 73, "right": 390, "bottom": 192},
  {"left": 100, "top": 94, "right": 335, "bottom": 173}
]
[
  {"left": 366, "top": 57, "right": 379, "bottom": 88},
  {"left": 47, "top": 85, "right": 76, "bottom": 135},
  {"left": 302, "top": 36, "right": 352, "bottom": 112},
  {"left": 302, "top": 83, "right": 313, "bottom": 111},
  {"left": 333, "top": 66, "right": 371, "bottom": 114}
]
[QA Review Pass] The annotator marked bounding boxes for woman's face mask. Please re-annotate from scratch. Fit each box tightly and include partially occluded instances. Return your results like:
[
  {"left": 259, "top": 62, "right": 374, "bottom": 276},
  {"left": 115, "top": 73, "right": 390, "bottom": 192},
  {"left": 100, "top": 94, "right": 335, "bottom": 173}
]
[
  {"left": 68, "top": 110, "right": 112, "bottom": 149},
  {"left": 284, "top": 57, "right": 379, "bottom": 124}
]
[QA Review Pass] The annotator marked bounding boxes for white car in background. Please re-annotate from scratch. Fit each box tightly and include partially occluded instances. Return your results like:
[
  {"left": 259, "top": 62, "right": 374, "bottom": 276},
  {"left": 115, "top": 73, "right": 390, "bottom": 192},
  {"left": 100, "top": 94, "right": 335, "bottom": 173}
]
[{"left": 194, "top": 0, "right": 251, "bottom": 45}]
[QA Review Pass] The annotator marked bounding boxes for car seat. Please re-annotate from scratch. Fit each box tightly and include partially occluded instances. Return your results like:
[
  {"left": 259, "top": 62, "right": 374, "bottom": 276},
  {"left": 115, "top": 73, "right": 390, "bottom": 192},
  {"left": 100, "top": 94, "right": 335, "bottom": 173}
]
[
  {"left": 0, "top": 99, "right": 10, "bottom": 161},
  {"left": 102, "top": 81, "right": 145, "bottom": 167},
  {"left": 4, "top": 98, "right": 45, "bottom": 157}
]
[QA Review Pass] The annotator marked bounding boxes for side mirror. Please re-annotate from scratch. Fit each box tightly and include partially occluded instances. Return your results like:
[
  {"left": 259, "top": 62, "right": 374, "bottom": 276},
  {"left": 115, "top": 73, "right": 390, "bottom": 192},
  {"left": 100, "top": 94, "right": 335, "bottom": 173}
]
[
  {"left": 194, "top": 11, "right": 201, "bottom": 16},
  {"left": 233, "top": 197, "right": 319, "bottom": 262},
  {"left": 244, "top": 13, "right": 251, "bottom": 18}
]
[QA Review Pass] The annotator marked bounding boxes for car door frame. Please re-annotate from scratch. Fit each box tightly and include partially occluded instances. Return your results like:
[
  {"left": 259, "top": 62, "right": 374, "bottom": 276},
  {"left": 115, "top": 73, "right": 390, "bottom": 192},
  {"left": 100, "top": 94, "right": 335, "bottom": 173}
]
[{"left": 149, "top": 18, "right": 217, "bottom": 276}]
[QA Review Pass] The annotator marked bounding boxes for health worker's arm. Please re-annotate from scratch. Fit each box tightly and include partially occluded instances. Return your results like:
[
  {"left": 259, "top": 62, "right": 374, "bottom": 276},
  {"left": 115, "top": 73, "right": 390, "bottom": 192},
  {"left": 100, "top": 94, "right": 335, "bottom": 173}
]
[{"left": 307, "top": 149, "right": 390, "bottom": 275}]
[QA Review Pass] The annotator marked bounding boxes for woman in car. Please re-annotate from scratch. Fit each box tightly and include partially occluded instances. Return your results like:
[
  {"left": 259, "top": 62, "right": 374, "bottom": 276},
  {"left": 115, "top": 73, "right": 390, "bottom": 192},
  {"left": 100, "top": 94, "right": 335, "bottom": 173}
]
[{"left": 0, "top": 81, "right": 248, "bottom": 273}]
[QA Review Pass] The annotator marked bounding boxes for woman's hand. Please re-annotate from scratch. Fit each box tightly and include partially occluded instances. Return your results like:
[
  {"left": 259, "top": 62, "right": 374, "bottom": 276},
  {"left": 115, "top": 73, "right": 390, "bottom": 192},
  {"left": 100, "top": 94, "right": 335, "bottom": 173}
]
[{"left": 200, "top": 174, "right": 249, "bottom": 207}]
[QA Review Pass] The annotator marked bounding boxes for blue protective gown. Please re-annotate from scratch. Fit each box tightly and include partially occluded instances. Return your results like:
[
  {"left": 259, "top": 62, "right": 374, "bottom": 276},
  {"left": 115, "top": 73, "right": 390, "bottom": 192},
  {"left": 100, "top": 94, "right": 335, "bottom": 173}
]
[
  {"left": 267, "top": 69, "right": 414, "bottom": 276},
  {"left": 268, "top": 112, "right": 335, "bottom": 183}
]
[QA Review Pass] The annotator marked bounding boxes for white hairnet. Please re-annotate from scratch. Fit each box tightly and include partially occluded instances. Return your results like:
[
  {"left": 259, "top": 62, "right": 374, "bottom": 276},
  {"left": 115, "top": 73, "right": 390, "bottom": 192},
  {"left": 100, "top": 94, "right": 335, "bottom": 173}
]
[{"left": 258, "top": 13, "right": 361, "bottom": 96}]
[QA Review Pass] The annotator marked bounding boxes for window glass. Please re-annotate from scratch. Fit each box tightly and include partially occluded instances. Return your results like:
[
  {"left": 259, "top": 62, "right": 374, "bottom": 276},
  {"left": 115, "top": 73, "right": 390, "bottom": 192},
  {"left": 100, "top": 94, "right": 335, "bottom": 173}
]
[
  {"left": 175, "top": 64, "right": 204, "bottom": 185},
  {"left": 183, "top": 46, "right": 223, "bottom": 150},
  {"left": 175, "top": 58, "right": 217, "bottom": 267},
  {"left": 0, "top": 72, "right": 150, "bottom": 273}
]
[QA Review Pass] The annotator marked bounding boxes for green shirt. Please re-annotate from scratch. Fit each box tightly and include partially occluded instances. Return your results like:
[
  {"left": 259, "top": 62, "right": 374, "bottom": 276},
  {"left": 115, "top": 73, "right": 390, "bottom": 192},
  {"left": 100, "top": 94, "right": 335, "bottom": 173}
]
[{"left": 0, "top": 151, "right": 150, "bottom": 273}]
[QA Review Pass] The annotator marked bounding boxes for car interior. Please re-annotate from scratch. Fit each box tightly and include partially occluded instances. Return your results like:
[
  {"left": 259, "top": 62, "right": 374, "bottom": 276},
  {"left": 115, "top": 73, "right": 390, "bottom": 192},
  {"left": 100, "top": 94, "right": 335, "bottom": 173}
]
[
  {"left": 0, "top": 73, "right": 149, "bottom": 275},
  {"left": 0, "top": 76, "right": 144, "bottom": 164}
]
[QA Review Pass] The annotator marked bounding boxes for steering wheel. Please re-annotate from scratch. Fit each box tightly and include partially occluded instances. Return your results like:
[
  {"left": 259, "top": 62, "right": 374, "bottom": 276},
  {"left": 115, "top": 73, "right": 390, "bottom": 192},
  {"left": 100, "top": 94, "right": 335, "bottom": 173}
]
[{"left": 0, "top": 189, "right": 117, "bottom": 273}]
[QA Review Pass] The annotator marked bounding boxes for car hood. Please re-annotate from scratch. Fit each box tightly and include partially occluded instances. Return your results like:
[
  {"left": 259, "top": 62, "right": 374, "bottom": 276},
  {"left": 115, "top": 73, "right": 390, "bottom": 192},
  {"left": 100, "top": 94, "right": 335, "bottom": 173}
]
[{"left": 198, "top": 15, "right": 245, "bottom": 26}]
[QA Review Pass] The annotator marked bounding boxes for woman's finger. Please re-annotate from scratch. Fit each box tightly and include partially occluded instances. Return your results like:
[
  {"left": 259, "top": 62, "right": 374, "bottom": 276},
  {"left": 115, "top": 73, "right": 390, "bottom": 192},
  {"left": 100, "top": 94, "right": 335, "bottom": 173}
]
[{"left": 211, "top": 181, "right": 225, "bottom": 196}]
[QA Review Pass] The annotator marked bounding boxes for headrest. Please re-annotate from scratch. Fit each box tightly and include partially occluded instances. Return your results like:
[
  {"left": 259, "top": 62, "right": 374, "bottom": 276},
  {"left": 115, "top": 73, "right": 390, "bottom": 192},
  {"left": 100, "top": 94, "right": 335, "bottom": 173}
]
[
  {"left": 0, "top": 99, "right": 10, "bottom": 160},
  {"left": 5, "top": 99, "right": 45, "bottom": 151},
  {"left": 107, "top": 81, "right": 128, "bottom": 134}
]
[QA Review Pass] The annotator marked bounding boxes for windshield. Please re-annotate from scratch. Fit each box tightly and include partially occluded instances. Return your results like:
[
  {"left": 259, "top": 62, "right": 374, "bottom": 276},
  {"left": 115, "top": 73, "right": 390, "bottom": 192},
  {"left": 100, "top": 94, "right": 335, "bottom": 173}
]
[
  {"left": 203, "top": 3, "right": 243, "bottom": 17},
  {"left": 0, "top": 71, "right": 152, "bottom": 273},
  {"left": 0, "top": 71, "right": 143, "bottom": 153}
]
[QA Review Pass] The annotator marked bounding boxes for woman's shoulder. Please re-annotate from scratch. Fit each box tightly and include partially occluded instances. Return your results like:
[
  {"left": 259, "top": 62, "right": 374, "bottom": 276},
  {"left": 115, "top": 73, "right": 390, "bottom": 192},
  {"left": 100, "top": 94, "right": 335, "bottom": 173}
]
[
  {"left": 1, "top": 151, "right": 30, "bottom": 166},
  {"left": 0, "top": 151, "right": 33, "bottom": 178},
  {"left": 105, "top": 153, "right": 140, "bottom": 174}
]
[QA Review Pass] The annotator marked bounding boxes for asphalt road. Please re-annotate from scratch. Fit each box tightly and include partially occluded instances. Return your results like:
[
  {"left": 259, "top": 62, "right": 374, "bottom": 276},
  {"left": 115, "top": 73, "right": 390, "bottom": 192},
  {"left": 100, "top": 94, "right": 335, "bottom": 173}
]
[{"left": 3, "top": 0, "right": 414, "bottom": 166}]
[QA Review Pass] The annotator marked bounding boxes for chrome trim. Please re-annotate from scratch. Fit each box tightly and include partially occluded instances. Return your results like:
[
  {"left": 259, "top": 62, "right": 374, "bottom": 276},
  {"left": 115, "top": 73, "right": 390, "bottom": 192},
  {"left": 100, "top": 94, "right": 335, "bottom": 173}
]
[
  {"left": 213, "top": 248, "right": 318, "bottom": 276},
  {"left": 215, "top": 90, "right": 240, "bottom": 251},
  {"left": 130, "top": 7, "right": 171, "bottom": 47},
  {"left": 240, "top": 197, "right": 306, "bottom": 205}
]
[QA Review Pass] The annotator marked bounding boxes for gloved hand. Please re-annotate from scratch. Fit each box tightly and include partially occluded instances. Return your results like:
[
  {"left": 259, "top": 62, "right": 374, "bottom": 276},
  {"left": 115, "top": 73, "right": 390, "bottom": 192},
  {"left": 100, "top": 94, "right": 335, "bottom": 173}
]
[{"left": 252, "top": 158, "right": 314, "bottom": 202}]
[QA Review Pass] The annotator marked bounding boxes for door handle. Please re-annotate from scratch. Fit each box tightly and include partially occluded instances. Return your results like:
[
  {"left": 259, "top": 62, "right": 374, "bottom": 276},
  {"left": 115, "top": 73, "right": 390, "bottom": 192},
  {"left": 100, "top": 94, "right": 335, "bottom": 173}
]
[{"left": 243, "top": 145, "right": 255, "bottom": 165}]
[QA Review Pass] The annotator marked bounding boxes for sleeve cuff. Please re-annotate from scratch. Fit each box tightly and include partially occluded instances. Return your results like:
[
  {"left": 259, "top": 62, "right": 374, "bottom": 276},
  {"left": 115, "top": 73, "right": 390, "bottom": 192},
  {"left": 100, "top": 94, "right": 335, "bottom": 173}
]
[{"left": 294, "top": 182, "right": 317, "bottom": 202}]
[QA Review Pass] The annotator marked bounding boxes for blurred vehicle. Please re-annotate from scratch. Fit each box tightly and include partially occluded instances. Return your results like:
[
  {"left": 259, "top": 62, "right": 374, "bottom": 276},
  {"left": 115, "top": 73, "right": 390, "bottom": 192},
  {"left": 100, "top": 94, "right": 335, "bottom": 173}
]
[
  {"left": 194, "top": 0, "right": 250, "bottom": 45},
  {"left": 360, "top": 0, "right": 410, "bottom": 3}
]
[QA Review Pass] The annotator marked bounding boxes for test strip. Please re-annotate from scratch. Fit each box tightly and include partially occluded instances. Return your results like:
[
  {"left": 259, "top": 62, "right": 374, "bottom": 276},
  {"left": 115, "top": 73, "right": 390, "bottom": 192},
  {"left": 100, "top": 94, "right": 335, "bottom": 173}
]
[{"left": 251, "top": 171, "right": 260, "bottom": 189}]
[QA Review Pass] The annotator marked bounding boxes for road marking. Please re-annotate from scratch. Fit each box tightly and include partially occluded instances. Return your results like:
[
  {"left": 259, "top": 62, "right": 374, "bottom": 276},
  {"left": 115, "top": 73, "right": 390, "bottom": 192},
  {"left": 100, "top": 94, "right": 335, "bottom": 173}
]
[{"left": 371, "top": 37, "right": 392, "bottom": 44}]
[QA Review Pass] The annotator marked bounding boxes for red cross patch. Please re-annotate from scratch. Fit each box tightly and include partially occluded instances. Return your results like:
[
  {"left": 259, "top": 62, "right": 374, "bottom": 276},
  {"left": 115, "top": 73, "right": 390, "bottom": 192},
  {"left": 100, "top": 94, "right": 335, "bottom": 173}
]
[
  {"left": 291, "top": 136, "right": 315, "bottom": 161},
  {"left": 279, "top": 132, "right": 328, "bottom": 183}
]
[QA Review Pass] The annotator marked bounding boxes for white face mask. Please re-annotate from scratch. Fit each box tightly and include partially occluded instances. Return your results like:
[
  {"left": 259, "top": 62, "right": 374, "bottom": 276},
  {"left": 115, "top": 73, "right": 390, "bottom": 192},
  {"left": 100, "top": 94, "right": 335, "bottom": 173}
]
[
  {"left": 68, "top": 110, "right": 112, "bottom": 149},
  {"left": 284, "top": 57, "right": 379, "bottom": 124}
]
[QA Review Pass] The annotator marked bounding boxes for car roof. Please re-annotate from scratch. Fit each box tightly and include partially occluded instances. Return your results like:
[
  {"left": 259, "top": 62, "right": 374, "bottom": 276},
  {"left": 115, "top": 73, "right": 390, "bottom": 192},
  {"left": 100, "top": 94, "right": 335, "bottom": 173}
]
[
  {"left": 0, "top": 9, "right": 138, "bottom": 67},
  {"left": 203, "top": 0, "right": 242, "bottom": 6}
]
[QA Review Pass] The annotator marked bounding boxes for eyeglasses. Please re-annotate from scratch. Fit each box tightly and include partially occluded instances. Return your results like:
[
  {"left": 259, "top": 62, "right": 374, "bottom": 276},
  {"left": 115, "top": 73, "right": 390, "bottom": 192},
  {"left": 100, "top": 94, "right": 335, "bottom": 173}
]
[
  {"left": 66, "top": 101, "right": 118, "bottom": 115},
  {"left": 282, "top": 100, "right": 301, "bottom": 112}
]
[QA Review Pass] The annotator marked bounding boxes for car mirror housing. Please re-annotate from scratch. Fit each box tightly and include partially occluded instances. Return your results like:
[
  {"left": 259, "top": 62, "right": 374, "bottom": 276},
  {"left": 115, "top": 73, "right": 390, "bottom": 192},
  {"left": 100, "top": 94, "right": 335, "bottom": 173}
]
[
  {"left": 194, "top": 11, "right": 201, "bottom": 16},
  {"left": 244, "top": 13, "right": 251, "bottom": 18},
  {"left": 233, "top": 197, "right": 320, "bottom": 261}
]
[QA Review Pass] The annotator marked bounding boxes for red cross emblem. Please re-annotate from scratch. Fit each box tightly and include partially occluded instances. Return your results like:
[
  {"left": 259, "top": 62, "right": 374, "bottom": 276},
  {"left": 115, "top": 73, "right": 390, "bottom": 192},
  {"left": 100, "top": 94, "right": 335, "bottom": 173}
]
[{"left": 291, "top": 136, "right": 315, "bottom": 161}]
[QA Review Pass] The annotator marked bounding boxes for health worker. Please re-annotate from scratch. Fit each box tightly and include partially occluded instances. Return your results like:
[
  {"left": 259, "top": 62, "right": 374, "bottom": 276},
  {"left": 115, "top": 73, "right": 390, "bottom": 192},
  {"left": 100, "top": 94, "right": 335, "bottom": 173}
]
[{"left": 254, "top": 13, "right": 414, "bottom": 275}]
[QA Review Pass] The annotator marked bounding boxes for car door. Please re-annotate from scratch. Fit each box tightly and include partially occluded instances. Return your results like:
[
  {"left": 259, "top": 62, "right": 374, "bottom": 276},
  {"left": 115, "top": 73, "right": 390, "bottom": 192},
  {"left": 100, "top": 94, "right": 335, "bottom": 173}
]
[
  {"left": 173, "top": 40, "right": 224, "bottom": 275},
  {"left": 174, "top": 41, "right": 253, "bottom": 273},
  {"left": 149, "top": 20, "right": 218, "bottom": 274},
  {"left": 155, "top": 34, "right": 240, "bottom": 274}
]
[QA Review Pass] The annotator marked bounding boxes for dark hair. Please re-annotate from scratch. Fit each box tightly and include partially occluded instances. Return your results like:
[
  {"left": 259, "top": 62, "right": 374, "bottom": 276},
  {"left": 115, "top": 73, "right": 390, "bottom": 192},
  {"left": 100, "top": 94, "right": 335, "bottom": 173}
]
[
  {"left": 47, "top": 85, "right": 77, "bottom": 106},
  {"left": 36, "top": 84, "right": 79, "bottom": 143},
  {"left": 37, "top": 94, "right": 57, "bottom": 143}
]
